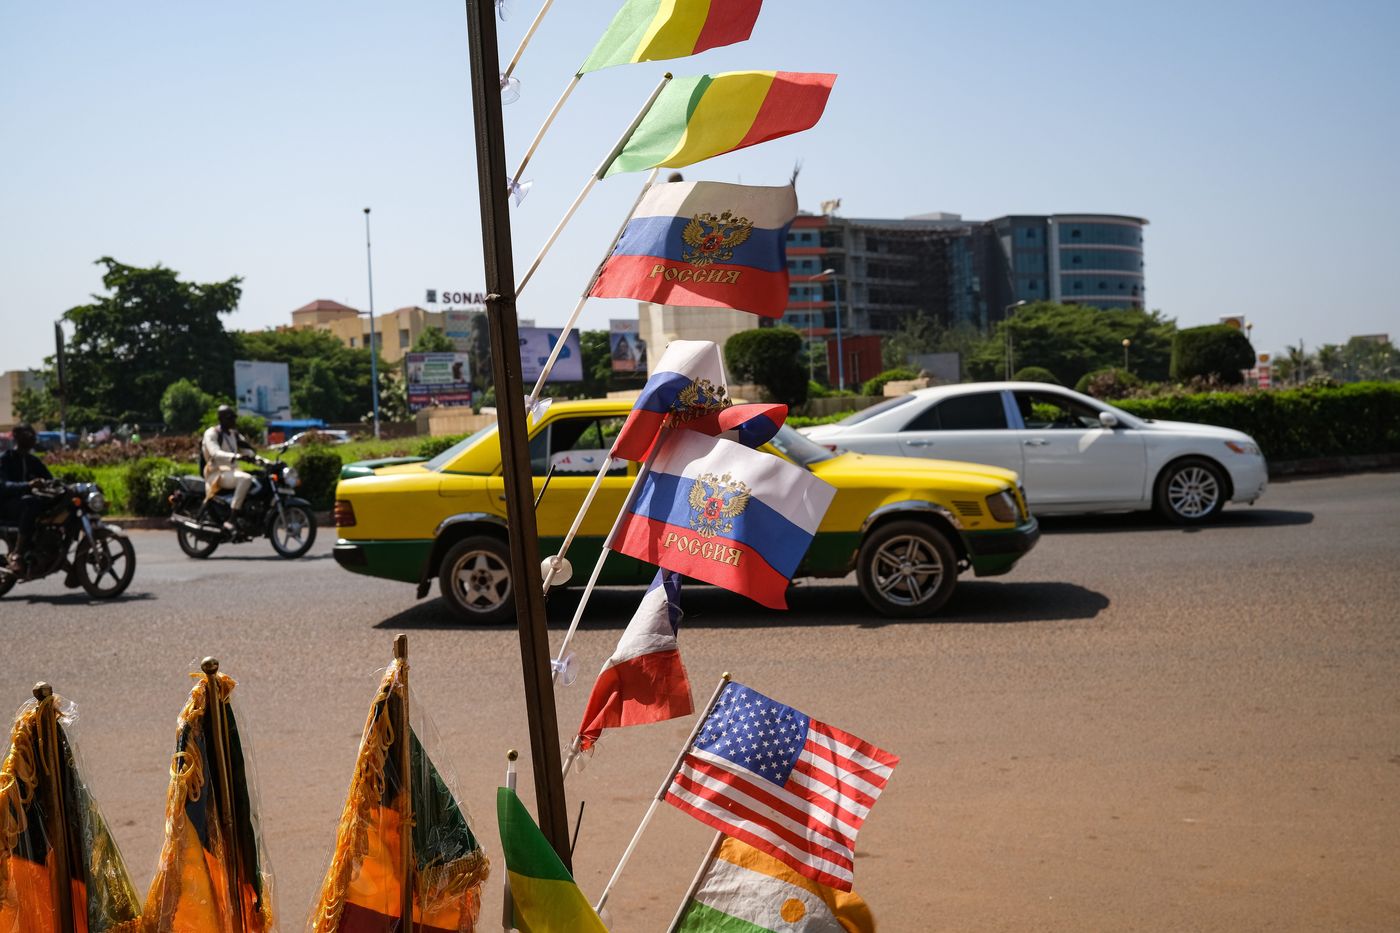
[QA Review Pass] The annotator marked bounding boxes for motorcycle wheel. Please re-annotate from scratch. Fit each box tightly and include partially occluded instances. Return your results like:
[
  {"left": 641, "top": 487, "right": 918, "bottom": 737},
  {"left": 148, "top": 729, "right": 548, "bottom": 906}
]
[
  {"left": 269, "top": 505, "right": 317, "bottom": 559},
  {"left": 75, "top": 526, "right": 136, "bottom": 599},
  {"left": 0, "top": 537, "right": 15, "bottom": 598},
  {"left": 176, "top": 520, "right": 220, "bottom": 558}
]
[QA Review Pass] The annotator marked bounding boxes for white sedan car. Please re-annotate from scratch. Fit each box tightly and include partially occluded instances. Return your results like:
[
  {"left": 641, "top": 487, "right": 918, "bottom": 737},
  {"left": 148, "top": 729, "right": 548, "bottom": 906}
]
[{"left": 801, "top": 382, "right": 1268, "bottom": 524}]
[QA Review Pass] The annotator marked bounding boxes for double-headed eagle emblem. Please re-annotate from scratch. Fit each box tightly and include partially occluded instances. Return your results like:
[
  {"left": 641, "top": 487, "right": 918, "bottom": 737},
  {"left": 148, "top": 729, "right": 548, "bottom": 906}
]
[
  {"left": 681, "top": 210, "right": 753, "bottom": 267},
  {"left": 688, "top": 472, "right": 751, "bottom": 538},
  {"left": 674, "top": 378, "right": 731, "bottom": 422}
]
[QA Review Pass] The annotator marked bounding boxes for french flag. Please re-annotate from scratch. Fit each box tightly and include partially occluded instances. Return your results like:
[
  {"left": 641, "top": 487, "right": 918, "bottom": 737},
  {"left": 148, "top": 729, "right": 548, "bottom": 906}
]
[
  {"left": 613, "top": 432, "right": 836, "bottom": 610},
  {"left": 576, "top": 569, "right": 691, "bottom": 751},
  {"left": 613, "top": 339, "right": 727, "bottom": 462},
  {"left": 590, "top": 181, "right": 798, "bottom": 317}
]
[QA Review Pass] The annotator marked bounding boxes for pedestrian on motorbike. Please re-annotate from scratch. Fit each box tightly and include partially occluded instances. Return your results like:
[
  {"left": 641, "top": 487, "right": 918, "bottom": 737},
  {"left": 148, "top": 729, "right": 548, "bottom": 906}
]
[
  {"left": 1, "top": 424, "right": 53, "bottom": 573},
  {"left": 201, "top": 405, "right": 262, "bottom": 534}
]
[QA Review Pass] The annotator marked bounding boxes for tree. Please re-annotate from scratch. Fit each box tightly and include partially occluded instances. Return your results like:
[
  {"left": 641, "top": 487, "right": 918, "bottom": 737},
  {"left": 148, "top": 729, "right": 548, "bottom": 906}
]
[
  {"left": 967, "top": 302, "right": 1176, "bottom": 386},
  {"left": 725, "top": 328, "right": 809, "bottom": 407},
  {"left": 292, "top": 358, "right": 341, "bottom": 419},
  {"left": 1013, "top": 366, "right": 1060, "bottom": 385},
  {"left": 160, "top": 379, "right": 216, "bottom": 433},
  {"left": 881, "top": 315, "right": 942, "bottom": 369},
  {"left": 411, "top": 326, "right": 456, "bottom": 352},
  {"left": 1170, "top": 325, "right": 1255, "bottom": 384},
  {"left": 54, "top": 258, "right": 241, "bottom": 425},
  {"left": 232, "top": 328, "right": 381, "bottom": 423},
  {"left": 1330, "top": 337, "right": 1400, "bottom": 382}
]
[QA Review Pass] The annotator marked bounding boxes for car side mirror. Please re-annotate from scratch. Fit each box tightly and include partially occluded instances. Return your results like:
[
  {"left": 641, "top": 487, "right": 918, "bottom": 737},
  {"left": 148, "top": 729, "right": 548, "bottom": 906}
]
[{"left": 1099, "top": 411, "right": 1119, "bottom": 429}]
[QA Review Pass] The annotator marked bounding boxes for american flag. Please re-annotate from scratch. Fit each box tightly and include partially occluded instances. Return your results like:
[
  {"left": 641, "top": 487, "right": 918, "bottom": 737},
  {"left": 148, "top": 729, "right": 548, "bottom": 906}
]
[{"left": 664, "top": 681, "right": 898, "bottom": 891}]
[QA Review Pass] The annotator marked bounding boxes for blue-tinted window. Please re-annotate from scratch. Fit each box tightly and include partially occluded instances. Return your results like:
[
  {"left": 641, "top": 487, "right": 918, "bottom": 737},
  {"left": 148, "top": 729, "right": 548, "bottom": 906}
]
[{"left": 1059, "top": 250, "right": 1143, "bottom": 272}]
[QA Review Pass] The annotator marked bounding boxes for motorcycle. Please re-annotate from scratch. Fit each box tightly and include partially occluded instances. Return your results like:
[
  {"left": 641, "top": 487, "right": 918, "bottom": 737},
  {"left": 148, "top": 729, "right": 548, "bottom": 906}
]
[
  {"left": 166, "top": 452, "right": 318, "bottom": 559},
  {"left": 0, "top": 479, "right": 137, "bottom": 599}
]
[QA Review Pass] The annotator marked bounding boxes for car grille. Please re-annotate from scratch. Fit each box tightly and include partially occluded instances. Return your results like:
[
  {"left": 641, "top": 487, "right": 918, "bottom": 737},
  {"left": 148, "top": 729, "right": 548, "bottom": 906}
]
[{"left": 951, "top": 499, "right": 983, "bottom": 518}]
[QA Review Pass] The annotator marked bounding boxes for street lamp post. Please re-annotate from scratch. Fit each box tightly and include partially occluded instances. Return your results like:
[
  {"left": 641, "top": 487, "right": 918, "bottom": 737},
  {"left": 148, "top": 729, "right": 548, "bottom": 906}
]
[
  {"left": 1004, "top": 300, "right": 1027, "bottom": 379},
  {"left": 816, "top": 268, "right": 845, "bottom": 391},
  {"left": 1122, "top": 337, "right": 1132, "bottom": 372},
  {"left": 363, "top": 207, "right": 381, "bottom": 440}
]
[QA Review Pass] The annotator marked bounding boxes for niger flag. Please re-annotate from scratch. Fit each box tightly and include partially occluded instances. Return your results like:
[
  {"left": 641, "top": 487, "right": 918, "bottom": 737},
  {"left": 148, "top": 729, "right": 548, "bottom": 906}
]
[
  {"left": 143, "top": 671, "right": 273, "bottom": 933},
  {"left": 309, "top": 659, "right": 488, "bottom": 933},
  {"left": 0, "top": 691, "right": 141, "bottom": 933}
]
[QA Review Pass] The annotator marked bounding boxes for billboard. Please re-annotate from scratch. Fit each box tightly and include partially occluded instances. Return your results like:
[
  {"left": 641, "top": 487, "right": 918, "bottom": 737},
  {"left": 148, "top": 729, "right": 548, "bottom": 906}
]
[
  {"left": 405, "top": 352, "right": 472, "bottom": 412},
  {"left": 609, "top": 319, "right": 647, "bottom": 373},
  {"left": 443, "top": 309, "right": 478, "bottom": 353},
  {"left": 235, "top": 360, "right": 291, "bottom": 419},
  {"left": 519, "top": 327, "right": 583, "bottom": 383}
]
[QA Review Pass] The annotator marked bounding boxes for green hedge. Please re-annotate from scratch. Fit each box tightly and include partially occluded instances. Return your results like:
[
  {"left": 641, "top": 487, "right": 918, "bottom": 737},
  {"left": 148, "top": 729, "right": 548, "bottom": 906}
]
[
  {"left": 293, "top": 449, "right": 344, "bottom": 511},
  {"left": 124, "top": 457, "right": 189, "bottom": 517},
  {"left": 1114, "top": 383, "right": 1400, "bottom": 461}
]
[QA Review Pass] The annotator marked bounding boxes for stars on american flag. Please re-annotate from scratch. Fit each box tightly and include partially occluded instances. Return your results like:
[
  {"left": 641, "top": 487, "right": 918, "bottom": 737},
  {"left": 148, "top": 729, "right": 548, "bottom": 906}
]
[{"left": 694, "top": 684, "right": 808, "bottom": 786}]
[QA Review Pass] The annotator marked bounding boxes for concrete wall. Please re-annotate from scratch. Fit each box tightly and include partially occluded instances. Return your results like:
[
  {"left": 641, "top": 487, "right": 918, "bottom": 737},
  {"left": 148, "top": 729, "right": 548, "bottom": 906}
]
[{"left": 416, "top": 407, "right": 495, "bottom": 437}]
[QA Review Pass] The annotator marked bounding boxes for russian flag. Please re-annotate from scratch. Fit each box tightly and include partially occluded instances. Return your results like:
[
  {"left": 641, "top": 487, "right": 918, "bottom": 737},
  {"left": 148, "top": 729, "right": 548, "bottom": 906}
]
[
  {"left": 590, "top": 181, "right": 798, "bottom": 317},
  {"left": 613, "top": 432, "right": 836, "bottom": 610},
  {"left": 685, "top": 402, "right": 787, "bottom": 450},
  {"left": 613, "top": 339, "right": 727, "bottom": 461},
  {"left": 576, "top": 569, "right": 691, "bottom": 751}
]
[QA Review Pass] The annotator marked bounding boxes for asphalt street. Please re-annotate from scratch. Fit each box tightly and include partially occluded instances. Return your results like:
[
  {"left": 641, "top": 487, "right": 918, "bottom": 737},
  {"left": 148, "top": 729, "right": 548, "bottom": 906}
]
[{"left": 2, "top": 472, "right": 1398, "bottom": 931}]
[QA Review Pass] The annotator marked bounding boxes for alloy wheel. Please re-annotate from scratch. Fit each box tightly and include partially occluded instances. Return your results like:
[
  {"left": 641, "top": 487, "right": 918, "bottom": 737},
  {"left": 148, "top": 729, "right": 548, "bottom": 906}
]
[
  {"left": 452, "top": 549, "right": 512, "bottom": 613},
  {"left": 1167, "top": 466, "right": 1221, "bottom": 519},
  {"left": 870, "top": 534, "right": 945, "bottom": 607}
]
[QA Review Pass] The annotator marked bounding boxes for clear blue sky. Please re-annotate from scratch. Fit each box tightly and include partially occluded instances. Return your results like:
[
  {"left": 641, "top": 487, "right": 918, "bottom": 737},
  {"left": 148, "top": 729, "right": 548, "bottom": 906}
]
[{"left": 3, "top": 0, "right": 1397, "bottom": 374}]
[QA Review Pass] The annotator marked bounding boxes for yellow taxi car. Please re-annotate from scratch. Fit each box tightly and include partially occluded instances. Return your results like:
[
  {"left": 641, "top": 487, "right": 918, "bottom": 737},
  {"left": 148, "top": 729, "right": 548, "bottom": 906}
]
[{"left": 331, "top": 399, "right": 1039, "bottom": 622}]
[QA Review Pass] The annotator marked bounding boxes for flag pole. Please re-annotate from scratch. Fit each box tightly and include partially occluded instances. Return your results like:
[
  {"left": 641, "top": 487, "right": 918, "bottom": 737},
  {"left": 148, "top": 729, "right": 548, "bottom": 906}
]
[
  {"left": 560, "top": 735, "right": 583, "bottom": 780},
  {"left": 594, "top": 672, "right": 731, "bottom": 915},
  {"left": 509, "top": 73, "right": 580, "bottom": 191},
  {"left": 501, "top": 749, "right": 519, "bottom": 933},
  {"left": 516, "top": 74, "right": 671, "bottom": 298},
  {"left": 200, "top": 658, "right": 245, "bottom": 933},
  {"left": 549, "top": 424, "right": 671, "bottom": 681},
  {"left": 525, "top": 166, "right": 660, "bottom": 408},
  {"left": 31, "top": 683, "right": 76, "bottom": 933},
  {"left": 465, "top": 0, "right": 574, "bottom": 866},
  {"left": 501, "top": 0, "right": 554, "bottom": 81},
  {"left": 664, "top": 831, "right": 725, "bottom": 933},
  {"left": 394, "top": 635, "right": 415, "bottom": 933}
]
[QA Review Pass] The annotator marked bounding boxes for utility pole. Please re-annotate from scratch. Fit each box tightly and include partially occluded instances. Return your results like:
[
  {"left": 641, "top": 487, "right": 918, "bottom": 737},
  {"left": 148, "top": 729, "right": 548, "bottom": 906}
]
[{"left": 363, "top": 207, "right": 382, "bottom": 440}]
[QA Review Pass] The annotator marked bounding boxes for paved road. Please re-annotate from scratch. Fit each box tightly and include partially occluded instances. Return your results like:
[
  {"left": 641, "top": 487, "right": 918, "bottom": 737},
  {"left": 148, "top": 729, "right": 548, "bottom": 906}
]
[{"left": 3, "top": 473, "right": 1398, "bottom": 931}]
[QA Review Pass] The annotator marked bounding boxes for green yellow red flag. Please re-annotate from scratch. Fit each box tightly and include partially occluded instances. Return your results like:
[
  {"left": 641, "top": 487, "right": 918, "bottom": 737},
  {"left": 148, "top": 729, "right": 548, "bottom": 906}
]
[
  {"left": 496, "top": 787, "right": 605, "bottom": 933},
  {"left": 581, "top": 0, "right": 763, "bottom": 73},
  {"left": 308, "top": 658, "right": 489, "bottom": 933},
  {"left": 602, "top": 70, "right": 836, "bottom": 178},
  {"left": 142, "top": 670, "right": 273, "bottom": 933},
  {"left": 0, "top": 690, "right": 141, "bottom": 933}
]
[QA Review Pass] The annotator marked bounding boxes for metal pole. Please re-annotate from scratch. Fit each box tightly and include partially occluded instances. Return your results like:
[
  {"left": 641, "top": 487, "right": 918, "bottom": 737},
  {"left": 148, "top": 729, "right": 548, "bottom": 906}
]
[
  {"left": 463, "top": 0, "right": 573, "bottom": 866},
  {"left": 834, "top": 275, "right": 845, "bottom": 391},
  {"left": 200, "top": 658, "right": 245, "bottom": 933},
  {"left": 394, "top": 635, "right": 415, "bottom": 933},
  {"left": 32, "top": 683, "right": 75, "bottom": 933},
  {"left": 364, "top": 208, "right": 382, "bottom": 440},
  {"left": 53, "top": 323, "right": 68, "bottom": 449}
]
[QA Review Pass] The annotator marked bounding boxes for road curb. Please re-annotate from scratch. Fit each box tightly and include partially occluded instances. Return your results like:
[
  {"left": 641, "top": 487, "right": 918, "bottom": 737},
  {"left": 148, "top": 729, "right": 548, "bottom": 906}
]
[
  {"left": 1269, "top": 453, "right": 1400, "bottom": 479},
  {"left": 106, "top": 511, "right": 334, "bottom": 530}
]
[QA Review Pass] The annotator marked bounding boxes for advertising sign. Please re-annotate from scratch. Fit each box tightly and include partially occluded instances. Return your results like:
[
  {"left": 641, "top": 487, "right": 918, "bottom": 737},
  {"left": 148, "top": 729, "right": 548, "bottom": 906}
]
[
  {"left": 519, "top": 327, "right": 583, "bottom": 383},
  {"left": 443, "top": 309, "right": 479, "bottom": 353},
  {"left": 405, "top": 352, "right": 472, "bottom": 412},
  {"left": 608, "top": 319, "right": 647, "bottom": 373},
  {"left": 234, "top": 360, "right": 291, "bottom": 419}
]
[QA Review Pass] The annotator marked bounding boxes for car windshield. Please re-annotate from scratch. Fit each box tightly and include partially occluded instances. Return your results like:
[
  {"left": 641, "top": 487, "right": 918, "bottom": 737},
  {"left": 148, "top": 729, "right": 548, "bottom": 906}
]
[
  {"left": 834, "top": 394, "right": 917, "bottom": 426},
  {"left": 425, "top": 423, "right": 499, "bottom": 471},
  {"left": 769, "top": 424, "right": 836, "bottom": 468}
]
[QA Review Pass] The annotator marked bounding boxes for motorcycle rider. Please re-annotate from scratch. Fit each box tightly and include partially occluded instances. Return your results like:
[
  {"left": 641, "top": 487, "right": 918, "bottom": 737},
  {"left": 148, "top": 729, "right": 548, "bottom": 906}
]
[
  {"left": 201, "top": 405, "right": 262, "bottom": 533},
  {"left": 1, "top": 424, "right": 53, "bottom": 573}
]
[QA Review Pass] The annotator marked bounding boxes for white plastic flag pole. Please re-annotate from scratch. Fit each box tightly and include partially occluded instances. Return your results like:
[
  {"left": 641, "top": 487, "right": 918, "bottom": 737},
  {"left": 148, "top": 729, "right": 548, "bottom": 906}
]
[
  {"left": 510, "top": 73, "right": 580, "bottom": 191},
  {"left": 549, "top": 425, "right": 670, "bottom": 683},
  {"left": 665, "top": 831, "right": 725, "bottom": 933},
  {"left": 515, "top": 74, "right": 671, "bottom": 298},
  {"left": 594, "top": 673, "right": 732, "bottom": 915},
  {"left": 524, "top": 166, "right": 660, "bottom": 406},
  {"left": 560, "top": 734, "right": 583, "bottom": 780},
  {"left": 501, "top": 749, "right": 519, "bottom": 933},
  {"left": 501, "top": 0, "right": 554, "bottom": 80}
]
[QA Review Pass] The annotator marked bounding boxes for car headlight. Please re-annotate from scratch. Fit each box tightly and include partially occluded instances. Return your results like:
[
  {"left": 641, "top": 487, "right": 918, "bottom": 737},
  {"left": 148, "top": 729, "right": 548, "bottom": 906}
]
[
  {"left": 86, "top": 490, "right": 108, "bottom": 514},
  {"left": 1225, "top": 441, "right": 1260, "bottom": 456},
  {"left": 282, "top": 467, "right": 300, "bottom": 488},
  {"left": 985, "top": 490, "right": 1018, "bottom": 523}
]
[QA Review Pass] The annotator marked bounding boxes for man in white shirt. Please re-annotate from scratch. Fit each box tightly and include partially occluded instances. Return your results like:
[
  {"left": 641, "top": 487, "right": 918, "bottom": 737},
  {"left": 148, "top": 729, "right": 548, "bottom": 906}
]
[{"left": 201, "top": 405, "right": 261, "bottom": 532}]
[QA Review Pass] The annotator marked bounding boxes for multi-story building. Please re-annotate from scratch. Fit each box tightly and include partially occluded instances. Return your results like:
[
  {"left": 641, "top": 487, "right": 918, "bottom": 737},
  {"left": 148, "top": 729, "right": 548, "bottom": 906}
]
[
  {"left": 290, "top": 300, "right": 444, "bottom": 364},
  {"left": 990, "top": 214, "right": 1147, "bottom": 309}
]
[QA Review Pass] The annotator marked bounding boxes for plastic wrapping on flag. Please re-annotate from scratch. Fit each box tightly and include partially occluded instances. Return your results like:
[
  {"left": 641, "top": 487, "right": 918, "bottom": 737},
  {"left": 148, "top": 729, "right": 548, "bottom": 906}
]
[
  {"left": 308, "top": 659, "right": 489, "bottom": 933},
  {"left": 143, "top": 668, "right": 275, "bottom": 933},
  {"left": 0, "top": 693, "right": 141, "bottom": 933}
]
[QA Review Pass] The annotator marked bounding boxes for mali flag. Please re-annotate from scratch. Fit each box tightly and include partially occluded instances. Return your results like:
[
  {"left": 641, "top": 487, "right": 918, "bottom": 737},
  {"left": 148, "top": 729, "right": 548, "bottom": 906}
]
[
  {"left": 143, "top": 671, "right": 273, "bottom": 933},
  {"left": 309, "top": 660, "right": 488, "bottom": 933},
  {"left": 0, "top": 692, "right": 141, "bottom": 933},
  {"left": 580, "top": 0, "right": 762, "bottom": 73},
  {"left": 496, "top": 788, "right": 605, "bottom": 933}
]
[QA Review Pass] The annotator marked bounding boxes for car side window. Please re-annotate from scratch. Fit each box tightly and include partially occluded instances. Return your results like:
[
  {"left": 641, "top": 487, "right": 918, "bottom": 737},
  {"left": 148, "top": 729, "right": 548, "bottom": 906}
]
[
  {"left": 535, "top": 416, "right": 627, "bottom": 476},
  {"left": 1014, "top": 391, "right": 1102, "bottom": 430},
  {"left": 904, "top": 392, "right": 1008, "bottom": 431}
]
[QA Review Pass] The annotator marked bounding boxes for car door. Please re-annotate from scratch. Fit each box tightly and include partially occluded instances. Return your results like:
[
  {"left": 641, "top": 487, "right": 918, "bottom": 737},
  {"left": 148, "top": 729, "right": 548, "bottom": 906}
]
[
  {"left": 1011, "top": 389, "right": 1146, "bottom": 508},
  {"left": 896, "top": 390, "right": 1025, "bottom": 474}
]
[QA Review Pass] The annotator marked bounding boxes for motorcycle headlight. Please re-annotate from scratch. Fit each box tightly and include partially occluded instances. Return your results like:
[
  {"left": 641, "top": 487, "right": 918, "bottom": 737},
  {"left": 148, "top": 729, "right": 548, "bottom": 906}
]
[
  {"left": 282, "top": 467, "right": 300, "bottom": 488},
  {"left": 86, "top": 490, "right": 108, "bottom": 514}
]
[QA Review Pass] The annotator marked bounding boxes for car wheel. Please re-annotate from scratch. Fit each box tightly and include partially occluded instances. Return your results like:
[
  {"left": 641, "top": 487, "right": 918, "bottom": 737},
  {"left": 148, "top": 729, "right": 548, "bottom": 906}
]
[
  {"left": 1154, "top": 457, "right": 1226, "bottom": 524},
  {"left": 856, "top": 520, "right": 957, "bottom": 618},
  {"left": 438, "top": 535, "right": 514, "bottom": 624}
]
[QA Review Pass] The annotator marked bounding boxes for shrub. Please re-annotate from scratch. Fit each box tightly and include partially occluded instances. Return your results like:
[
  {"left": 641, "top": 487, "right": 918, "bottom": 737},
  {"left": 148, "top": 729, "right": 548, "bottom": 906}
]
[
  {"left": 52, "top": 466, "right": 97, "bottom": 485},
  {"left": 416, "top": 434, "right": 468, "bottom": 458},
  {"left": 859, "top": 368, "right": 918, "bottom": 397},
  {"left": 124, "top": 457, "right": 187, "bottom": 517},
  {"left": 160, "top": 379, "right": 216, "bottom": 433},
  {"left": 787, "top": 411, "right": 856, "bottom": 428},
  {"left": 1171, "top": 325, "right": 1255, "bottom": 384},
  {"left": 1014, "top": 366, "right": 1061, "bottom": 385},
  {"left": 293, "top": 448, "right": 344, "bottom": 511},
  {"left": 1115, "top": 382, "right": 1400, "bottom": 461},
  {"left": 1075, "top": 367, "right": 1142, "bottom": 399},
  {"left": 198, "top": 407, "right": 267, "bottom": 443},
  {"left": 725, "top": 329, "right": 809, "bottom": 408}
]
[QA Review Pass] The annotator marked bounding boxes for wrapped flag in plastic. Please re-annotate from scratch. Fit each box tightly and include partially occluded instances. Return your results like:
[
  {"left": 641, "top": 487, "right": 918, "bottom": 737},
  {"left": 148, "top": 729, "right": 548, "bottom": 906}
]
[{"left": 613, "top": 339, "right": 729, "bottom": 462}]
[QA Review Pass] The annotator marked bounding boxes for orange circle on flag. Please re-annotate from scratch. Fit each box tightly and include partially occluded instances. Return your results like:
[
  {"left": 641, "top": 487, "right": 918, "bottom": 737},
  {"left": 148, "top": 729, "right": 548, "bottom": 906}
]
[{"left": 781, "top": 897, "right": 807, "bottom": 922}]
